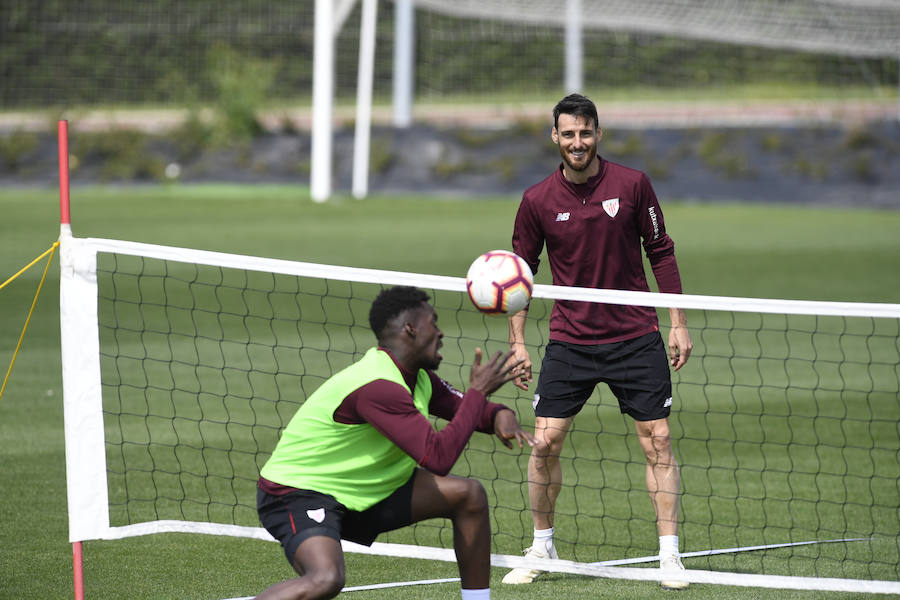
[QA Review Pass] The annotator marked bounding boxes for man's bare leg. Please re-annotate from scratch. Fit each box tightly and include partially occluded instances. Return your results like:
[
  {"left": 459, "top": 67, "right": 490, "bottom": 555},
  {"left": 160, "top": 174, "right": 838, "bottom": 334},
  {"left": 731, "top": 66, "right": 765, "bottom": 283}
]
[
  {"left": 254, "top": 536, "right": 345, "bottom": 600},
  {"left": 410, "top": 470, "right": 491, "bottom": 590},
  {"left": 528, "top": 416, "right": 572, "bottom": 529},
  {"left": 635, "top": 417, "right": 688, "bottom": 590},
  {"left": 503, "top": 416, "right": 572, "bottom": 584}
]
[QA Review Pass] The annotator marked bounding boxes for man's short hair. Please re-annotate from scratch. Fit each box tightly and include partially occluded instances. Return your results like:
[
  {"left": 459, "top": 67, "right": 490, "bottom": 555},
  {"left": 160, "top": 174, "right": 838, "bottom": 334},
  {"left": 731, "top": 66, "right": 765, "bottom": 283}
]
[
  {"left": 553, "top": 93, "right": 599, "bottom": 131},
  {"left": 369, "top": 286, "right": 431, "bottom": 341}
]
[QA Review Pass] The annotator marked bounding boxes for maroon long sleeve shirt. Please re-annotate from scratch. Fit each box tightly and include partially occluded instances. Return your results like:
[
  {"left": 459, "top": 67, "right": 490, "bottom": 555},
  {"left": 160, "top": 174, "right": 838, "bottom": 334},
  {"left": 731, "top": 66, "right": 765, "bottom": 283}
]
[
  {"left": 260, "top": 350, "right": 508, "bottom": 496},
  {"left": 512, "top": 158, "right": 683, "bottom": 344}
]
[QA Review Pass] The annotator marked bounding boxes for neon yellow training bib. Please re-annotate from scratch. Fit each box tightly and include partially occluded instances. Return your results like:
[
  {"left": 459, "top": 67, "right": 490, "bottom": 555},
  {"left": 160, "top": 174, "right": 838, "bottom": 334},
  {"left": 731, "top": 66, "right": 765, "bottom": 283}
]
[{"left": 261, "top": 347, "right": 431, "bottom": 511}]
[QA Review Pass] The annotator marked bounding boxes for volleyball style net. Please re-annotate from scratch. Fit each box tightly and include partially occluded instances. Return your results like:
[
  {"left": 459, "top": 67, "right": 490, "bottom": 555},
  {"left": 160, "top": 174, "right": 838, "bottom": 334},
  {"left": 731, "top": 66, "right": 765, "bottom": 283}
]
[{"left": 60, "top": 231, "right": 900, "bottom": 594}]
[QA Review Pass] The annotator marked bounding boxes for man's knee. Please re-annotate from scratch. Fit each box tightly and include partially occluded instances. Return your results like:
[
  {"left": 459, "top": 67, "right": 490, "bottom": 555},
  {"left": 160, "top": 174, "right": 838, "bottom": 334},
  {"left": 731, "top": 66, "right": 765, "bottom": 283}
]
[
  {"left": 300, "top": 567, "right": 345, "bottom": 598},
  {"left": 532, "top": 427, "right": 567, "bottom": 460},
  {"left": 637, "top": 418, "right": 673, "bottom": 450},
  {"left": 528, "top": 435, "right": 548, "bottom": 462},
  {"left": 641, "top": 427, "right": 675, "bottom": 466},
  {"left": 435, "top": 476, "right": 489, "bottom": 516},
  {"left": 290, "top": 538, "right": 346, "bottom": 598},
  {"left": 459, "top": 477, "right": 488, "bottom": 513}
]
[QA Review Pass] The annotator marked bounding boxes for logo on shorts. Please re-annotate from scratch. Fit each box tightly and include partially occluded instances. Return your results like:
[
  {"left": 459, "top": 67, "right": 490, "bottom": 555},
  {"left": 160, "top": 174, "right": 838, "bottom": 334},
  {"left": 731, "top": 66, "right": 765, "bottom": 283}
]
[
  {"left": 307, "top": 508, "right": 325, "bottom": 523},
  {"left": 533, "top": 394, "right": 540, "bottom": 410},
  {"left": 663, "top": 397, "right": 673, "bottom": 408}
]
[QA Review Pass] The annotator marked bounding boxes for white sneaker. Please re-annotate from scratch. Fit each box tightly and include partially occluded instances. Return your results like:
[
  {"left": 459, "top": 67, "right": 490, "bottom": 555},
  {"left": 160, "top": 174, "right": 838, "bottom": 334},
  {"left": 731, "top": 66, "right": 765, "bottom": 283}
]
[
  {"left": 659, "top": 554, "right": 690, "bottom": 590},
  {"left": 501, "top": 543, "right": 558, "bottom": 584}
]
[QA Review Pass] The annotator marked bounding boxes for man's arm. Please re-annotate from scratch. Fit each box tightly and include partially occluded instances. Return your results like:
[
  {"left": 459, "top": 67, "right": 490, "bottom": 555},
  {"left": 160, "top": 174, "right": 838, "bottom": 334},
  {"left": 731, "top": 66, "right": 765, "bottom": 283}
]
[
  {"left": 634, "top": 176, "right": 693, "bottom": 369},
  {"left": 668, "top": 306, "right": 692, "bottom": 371},
  {"left": 649, "top": 242, "right": 692, "bottom": 370},
  {"left": 354, "top": 349, "right": 524, "bottom": 475},
  {"left": 428, "top": 373, "right": 502, "bottom": 432},
  {"left": 508, "top": 308, "right": 532, "bottom": 390},
  {"left": 429, "top": 372, "right": 535, "bottom": 449},
  {"left": 352, "top": 379, "right": 487, "bottom": 476},
  {"left": 510, "top": 191, "right": 542, "bottom": 391}
]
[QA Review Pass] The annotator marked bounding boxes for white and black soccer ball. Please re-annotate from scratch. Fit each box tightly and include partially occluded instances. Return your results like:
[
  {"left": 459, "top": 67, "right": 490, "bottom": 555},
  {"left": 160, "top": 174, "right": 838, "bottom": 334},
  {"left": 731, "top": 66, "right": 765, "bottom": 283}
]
[{"left": 465, "top": 250, "right": 534, "bottom": 315}]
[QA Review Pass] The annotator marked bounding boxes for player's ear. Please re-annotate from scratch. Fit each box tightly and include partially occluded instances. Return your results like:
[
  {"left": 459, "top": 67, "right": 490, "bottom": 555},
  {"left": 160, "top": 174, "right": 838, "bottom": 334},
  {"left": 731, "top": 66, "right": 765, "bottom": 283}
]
[
  {"left": 550, "top": 127, "right": 559, "bottom": 145},
  {"left": 402, "top": 320, "right": 416, "bottom": 338},
  {"left": 596, "top": 127, "right": 603, "bottom": 142}
]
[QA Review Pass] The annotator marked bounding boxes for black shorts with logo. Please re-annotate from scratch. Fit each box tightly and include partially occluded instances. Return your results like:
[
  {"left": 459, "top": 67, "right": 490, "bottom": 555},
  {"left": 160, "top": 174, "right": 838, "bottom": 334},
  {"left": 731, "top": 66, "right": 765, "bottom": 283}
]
[
  {"left": 534, "top": 331, "right": 673, "bottom": 422},
  {"left": 258, "top": 470, "right": 418, "bottom": 564}
]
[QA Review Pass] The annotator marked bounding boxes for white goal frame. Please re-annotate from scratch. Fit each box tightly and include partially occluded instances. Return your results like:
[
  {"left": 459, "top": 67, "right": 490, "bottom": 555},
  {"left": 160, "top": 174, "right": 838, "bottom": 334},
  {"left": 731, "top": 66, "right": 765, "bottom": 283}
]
[{"left": 311, "top": 0, "right": 900, "bottom": 201}]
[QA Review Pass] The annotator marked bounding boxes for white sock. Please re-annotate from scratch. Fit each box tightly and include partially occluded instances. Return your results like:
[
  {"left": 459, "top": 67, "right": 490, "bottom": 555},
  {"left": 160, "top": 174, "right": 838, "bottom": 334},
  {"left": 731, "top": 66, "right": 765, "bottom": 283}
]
[
  {"left": 461, "top": 588, "right": 489, "bottom": 600},
  {"left": 659, "top": 535, "right": 679, "bottom": 558},
  {"left": 533, "top": 527, "right": 554, "bottom": 550}
]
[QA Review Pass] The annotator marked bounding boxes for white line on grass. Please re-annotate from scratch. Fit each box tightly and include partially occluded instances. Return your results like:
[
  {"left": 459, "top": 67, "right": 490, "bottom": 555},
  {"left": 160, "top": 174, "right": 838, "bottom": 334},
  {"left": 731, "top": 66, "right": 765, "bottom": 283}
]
[
  {"left": 342, "top": 577, "right": 462, "bottom": 592},
  {"left": 221, "top": 577, "right": 461, "bottom": 600},
  {"left": 591, "top": 537, "right": 873, "bottom": 566},
  {"left": 220, "top": 536, "right": 880, "bottom": 599}
]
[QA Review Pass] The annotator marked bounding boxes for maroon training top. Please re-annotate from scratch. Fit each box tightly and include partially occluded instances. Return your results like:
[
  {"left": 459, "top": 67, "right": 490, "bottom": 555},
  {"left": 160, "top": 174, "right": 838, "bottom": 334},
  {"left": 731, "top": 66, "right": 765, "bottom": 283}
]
[
  {"left": 259, "top": 350, "right": 509, "bottom": 496},
  {"left": 512, "top": 158, "right": 683, "bottom": 344}
]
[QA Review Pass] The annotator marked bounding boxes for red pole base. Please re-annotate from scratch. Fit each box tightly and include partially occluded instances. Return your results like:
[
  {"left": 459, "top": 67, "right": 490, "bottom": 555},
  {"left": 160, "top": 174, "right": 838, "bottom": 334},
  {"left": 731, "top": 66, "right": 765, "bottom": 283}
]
[{"left": 73, "top": 541, "right": 84, "bottom": 600}]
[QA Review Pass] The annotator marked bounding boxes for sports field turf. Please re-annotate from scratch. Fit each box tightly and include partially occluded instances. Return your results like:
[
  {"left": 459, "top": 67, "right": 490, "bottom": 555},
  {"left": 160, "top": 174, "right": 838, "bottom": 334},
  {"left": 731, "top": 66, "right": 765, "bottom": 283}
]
[{"left": 1, "top": 184, "right": 899, "bottom": 599}]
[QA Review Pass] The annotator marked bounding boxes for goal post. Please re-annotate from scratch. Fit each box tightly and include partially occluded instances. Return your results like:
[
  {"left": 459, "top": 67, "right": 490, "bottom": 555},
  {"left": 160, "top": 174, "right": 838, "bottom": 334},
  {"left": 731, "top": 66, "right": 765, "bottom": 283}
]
[
  {"left": 307, "top": 0, "right": 900, "bottom": 201},
  {"left": 310, "top": 0, "right": 335, "bottom": 203}
]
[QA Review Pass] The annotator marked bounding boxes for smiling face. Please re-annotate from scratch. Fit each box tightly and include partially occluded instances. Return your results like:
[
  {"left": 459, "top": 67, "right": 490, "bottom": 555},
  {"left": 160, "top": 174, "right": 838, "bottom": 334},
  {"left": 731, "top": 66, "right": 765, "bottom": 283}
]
[{"left": 552, "top": 113, "right": 601, "bottom": 183}]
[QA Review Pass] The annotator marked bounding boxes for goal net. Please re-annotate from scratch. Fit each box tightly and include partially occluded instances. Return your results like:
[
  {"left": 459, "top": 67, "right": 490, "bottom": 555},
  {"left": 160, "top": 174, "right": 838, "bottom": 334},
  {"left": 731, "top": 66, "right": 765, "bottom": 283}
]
[
  {"left": 5, "top": 1, "right": 898, "bottom": 113},
  {"left": 59, "top": 232, "right": 900, "bottom": 593}
]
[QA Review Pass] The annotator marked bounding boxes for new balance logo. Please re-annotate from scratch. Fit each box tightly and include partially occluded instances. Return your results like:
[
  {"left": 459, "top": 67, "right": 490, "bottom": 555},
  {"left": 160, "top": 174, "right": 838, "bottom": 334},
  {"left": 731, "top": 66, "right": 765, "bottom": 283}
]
[
  {"left": 663, "top": 397, "right": 673, "bottom": 408},
  {"left": 556, "top": 212, "right": 570, "bottom": 222}
]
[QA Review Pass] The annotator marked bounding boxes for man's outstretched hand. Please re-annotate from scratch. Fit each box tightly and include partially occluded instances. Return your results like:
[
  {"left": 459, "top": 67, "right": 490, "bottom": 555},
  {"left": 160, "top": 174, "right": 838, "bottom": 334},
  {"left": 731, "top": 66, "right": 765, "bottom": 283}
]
[
  {"left": 468, "top": 347, "right": 524, "bottom": 396},
  {"left": 493, "top": 408, "right": 536, "bottom": 449}
]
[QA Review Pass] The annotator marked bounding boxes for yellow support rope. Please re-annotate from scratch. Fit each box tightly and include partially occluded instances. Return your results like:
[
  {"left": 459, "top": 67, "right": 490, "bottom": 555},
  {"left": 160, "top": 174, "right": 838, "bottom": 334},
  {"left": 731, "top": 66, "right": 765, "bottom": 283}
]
[{"left": 0, "top": 241, "right": 60, "bottom": 400}]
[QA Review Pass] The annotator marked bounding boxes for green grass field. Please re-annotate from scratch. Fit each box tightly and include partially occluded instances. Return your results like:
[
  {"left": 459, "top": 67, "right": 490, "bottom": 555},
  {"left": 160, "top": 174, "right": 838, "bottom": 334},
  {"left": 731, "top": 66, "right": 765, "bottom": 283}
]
[{"left": 2, "top": 184, "right": 900, "bottom": 600}]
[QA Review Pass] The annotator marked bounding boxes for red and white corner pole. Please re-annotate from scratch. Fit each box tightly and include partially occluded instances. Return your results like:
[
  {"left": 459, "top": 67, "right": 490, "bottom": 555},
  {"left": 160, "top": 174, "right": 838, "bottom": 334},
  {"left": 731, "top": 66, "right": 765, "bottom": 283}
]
[
  {"left": 58, "top": 120, "right": 72, "bottom": 239},
  {"left": 72, "top": 540, "right": 84, "bottom": 600},
  {"left": 58, "top": 119, "right": 83, "bottom": 600}
]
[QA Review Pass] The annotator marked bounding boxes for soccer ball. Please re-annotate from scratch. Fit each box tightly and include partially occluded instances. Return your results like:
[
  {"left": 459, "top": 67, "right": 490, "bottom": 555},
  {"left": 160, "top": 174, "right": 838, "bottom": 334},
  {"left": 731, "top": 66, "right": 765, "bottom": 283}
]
[{"left": 465, "top": 250, "right": 534, "bottom": 315}]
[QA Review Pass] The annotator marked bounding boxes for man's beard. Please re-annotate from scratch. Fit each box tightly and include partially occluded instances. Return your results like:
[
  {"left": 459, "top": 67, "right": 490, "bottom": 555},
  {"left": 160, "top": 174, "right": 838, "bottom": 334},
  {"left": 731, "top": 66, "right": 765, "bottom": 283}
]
[{"left": 561, "top": 146, "right": 595, "bottom": 172}]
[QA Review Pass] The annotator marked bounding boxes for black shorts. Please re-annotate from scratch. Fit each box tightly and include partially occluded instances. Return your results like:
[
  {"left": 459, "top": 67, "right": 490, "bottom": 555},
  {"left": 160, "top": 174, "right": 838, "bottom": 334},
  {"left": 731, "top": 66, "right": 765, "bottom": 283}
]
[
  {"left": 534, "top": 332, "right": 673, "bottom": 422},
  {"left": 257, "top": 470, "right": 418, "bottom": 564}
]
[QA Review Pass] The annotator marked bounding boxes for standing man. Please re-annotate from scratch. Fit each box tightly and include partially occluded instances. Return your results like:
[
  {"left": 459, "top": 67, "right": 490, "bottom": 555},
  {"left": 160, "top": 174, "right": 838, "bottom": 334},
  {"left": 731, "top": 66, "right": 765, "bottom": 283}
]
[
  {"left": 256, "top": 286, "right": 535, "bottom": 600},
  {"left": 501, "top": 94, "right": 693, "bottom": 590}
]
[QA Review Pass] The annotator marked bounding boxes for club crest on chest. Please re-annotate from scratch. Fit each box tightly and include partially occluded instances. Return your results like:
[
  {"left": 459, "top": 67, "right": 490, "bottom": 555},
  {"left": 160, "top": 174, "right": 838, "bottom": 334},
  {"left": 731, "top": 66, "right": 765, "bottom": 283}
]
[{"left": 602, "top": 198, "right": 620, "bottom": 218}]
